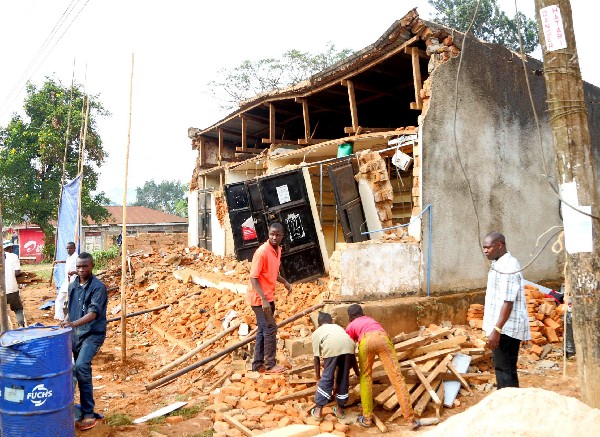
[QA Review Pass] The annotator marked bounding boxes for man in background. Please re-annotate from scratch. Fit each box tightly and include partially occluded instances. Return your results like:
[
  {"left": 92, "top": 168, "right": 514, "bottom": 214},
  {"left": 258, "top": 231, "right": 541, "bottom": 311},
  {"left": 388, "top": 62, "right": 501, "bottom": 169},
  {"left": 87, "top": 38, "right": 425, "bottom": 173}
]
[
  {"left": 53, "top": 241, "right": 77, "bottom": 320},
  {"left": 482, "top": 231, "right": 531, "bottom": 388},
  {"left": 3, "top": 241, "right": 24, "bottom": 327}
]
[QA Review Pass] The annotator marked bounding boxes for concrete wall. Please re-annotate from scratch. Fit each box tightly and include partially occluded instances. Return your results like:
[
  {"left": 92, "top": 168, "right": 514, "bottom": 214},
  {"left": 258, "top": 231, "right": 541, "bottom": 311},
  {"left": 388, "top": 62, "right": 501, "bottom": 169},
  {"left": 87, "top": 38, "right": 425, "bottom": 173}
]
[
  {"left": 421, "top": 36, "right": 562, "bottom": 293},
  {"left": 339, "top": 241, "right": 421, "bottom": 298}
]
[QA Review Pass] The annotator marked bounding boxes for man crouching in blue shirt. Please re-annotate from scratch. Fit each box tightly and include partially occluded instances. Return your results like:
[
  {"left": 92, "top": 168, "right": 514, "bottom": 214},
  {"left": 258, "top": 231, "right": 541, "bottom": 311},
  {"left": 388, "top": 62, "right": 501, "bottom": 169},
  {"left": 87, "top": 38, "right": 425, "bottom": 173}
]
[{"left": 60, "top": 252, "right": 107, "bottom": 431}]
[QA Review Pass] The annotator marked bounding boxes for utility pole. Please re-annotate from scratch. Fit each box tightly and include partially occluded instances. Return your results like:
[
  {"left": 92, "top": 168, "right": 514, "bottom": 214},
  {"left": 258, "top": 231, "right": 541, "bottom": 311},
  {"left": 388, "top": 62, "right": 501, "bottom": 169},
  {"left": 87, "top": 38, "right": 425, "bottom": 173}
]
[
  {"left": 534, "top": 0, "right": 600, "bottom": 407},
  {"left": 0, "top": 200, "right": 10, "bottom": 333}
]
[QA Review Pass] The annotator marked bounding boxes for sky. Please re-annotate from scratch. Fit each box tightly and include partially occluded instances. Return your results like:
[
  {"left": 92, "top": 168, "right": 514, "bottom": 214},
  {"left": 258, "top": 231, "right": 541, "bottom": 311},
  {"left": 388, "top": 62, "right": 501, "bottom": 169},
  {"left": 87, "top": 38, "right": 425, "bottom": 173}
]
[{"left": 0, "top": 1, "right": 598, "bottom": 204}]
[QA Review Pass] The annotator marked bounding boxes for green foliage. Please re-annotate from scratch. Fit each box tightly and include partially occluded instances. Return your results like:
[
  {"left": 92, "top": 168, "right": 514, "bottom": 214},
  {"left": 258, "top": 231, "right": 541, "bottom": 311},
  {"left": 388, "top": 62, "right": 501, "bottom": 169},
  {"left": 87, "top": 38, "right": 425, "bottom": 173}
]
[
  {"left": 91, "top": 245, "right": 119, "bottom": 270},
  {"left": 428, "top": 0, "right": 539, "bottom": 53},
  {"left": 133, "top": 179, "right": 188, "bottom": 216},
  {"left": 167, "top": 403, "right": 205, "bottom": 419},
  {"left": 209, "top": 42, "right": 354, "bottom": 109},
  {"left": 183, "top": 431, "right": 214, "bottom": 437},
  {"left": 105, "top": 412, "right": 134, "bottom": 426},
  {"left": 0, "top": 77, "right": 110, "bottom": 247}
]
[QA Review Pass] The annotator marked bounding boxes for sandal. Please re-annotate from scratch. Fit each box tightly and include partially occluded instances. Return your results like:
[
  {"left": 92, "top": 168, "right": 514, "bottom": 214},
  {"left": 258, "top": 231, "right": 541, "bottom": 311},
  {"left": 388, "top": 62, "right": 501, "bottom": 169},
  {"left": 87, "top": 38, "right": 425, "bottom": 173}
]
[
  {"left": 265, "top": 365, "right": 286, "bottom": 374},
  {"left": 310, "top": 407, "right": 324, "bottom": 422},
  {"left": 358, "top": 415, "right": 372, "bottom": 428},
  {"left": 333, "top": 406, "right": 346, "bottom": 419},
  {"left": 80, "top": 417, "right": 99, "bottom": 431}
]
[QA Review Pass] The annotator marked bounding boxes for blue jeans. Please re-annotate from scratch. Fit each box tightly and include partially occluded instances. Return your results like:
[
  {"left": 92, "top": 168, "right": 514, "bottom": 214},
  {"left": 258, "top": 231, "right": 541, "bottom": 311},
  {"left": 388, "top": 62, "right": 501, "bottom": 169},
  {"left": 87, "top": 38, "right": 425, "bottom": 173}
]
[
  {"left": 251, "top": 302, "right": 277, "bottom": 371},
  {"left": 73, "top": 334, "right": 105, "bottom": 417}
]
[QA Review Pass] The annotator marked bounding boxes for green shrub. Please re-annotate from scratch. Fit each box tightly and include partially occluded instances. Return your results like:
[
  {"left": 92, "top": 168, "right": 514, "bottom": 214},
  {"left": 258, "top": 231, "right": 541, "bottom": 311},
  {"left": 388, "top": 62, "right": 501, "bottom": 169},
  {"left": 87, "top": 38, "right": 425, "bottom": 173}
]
[
  {"left": 105, "top": 412, "right": 133, "bottom": 426},
  {"left": 90, "top": 245, "right": 119, "bottom": 270}
]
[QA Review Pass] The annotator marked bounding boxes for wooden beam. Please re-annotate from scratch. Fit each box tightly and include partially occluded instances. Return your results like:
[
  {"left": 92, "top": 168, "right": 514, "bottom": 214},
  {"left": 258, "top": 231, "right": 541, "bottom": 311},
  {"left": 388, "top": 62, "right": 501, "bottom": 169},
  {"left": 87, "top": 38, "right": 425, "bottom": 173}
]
[
  {"left": 240, "top": 116, "right": 247, "bottom": 151},
  {"left": 234, "top": 146, "right": 266, "bottom": 154},
  {"left": 404, "top": 46, "right": 428, "bottom": 59},
  {"left": 345, "top": 79, "right": 359, "bottom": 132},
  {"left": 218, "top": 128, "right": 224, "bottom": 164},
  {"left": 411, "top": 47, "right": 423, "bottom": 110},
  {"left": 268, "top": 103, "right": 275, "bottom": 143},
  {"left": 261, "top": 138, "right": 297, "bottom": 145},
  {"left": 301, "top": 99, "right": 310, "bottom": 142}
]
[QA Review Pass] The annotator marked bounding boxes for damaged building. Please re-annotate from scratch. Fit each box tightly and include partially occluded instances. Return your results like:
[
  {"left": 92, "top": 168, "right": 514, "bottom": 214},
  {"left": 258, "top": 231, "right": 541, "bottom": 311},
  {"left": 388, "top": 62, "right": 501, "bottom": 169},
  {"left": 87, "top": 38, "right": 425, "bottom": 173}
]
[{"left": 186, "top": 9, "right": 600, "bottom": 312}]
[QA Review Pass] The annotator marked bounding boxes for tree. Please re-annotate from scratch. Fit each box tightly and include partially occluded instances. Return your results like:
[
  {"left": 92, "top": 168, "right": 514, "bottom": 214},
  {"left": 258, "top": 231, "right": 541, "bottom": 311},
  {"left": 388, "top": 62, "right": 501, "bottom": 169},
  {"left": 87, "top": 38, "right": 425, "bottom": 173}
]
[
  {"left": 133, "top": 180, "right": 188, "bottom": 217},
  {"left": 428, "top": 0, "right": 539, "bottom": 53},
  {"left": 208, "top": 42, "right": 354, "bottom": 109},
  {"left": 0, "top": 77, "right": 110, "bottom": 256}
]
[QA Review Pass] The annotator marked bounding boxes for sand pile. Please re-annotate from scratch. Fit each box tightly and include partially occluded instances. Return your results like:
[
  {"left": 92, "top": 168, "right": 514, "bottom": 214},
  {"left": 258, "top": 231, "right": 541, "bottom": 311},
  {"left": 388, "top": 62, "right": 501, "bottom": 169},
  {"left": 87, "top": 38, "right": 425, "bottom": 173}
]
[{"left": 422, "top": 387, "right": 600, "bottom": 436}]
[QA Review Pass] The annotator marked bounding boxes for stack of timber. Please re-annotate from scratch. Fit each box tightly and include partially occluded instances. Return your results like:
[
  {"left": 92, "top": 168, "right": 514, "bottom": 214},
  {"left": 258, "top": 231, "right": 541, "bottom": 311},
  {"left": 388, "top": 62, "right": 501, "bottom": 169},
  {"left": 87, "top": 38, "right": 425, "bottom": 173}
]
[{"left": 359, "top": 324, "right": 492, "bottom": 422}]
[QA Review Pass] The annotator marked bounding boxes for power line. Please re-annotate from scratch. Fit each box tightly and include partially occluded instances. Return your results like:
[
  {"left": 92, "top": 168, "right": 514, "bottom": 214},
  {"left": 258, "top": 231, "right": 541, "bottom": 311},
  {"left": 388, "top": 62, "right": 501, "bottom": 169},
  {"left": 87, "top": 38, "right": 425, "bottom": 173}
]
[{"left": 0, "top": 0, "right": 91, "bottom": 120}]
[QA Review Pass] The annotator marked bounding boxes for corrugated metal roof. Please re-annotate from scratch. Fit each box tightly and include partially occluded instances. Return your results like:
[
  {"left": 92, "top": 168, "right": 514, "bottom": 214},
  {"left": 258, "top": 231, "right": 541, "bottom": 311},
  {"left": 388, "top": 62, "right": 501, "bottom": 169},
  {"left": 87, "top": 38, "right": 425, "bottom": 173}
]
[{"left": 88, "top": 206, "right": 188, "bottom": 225}]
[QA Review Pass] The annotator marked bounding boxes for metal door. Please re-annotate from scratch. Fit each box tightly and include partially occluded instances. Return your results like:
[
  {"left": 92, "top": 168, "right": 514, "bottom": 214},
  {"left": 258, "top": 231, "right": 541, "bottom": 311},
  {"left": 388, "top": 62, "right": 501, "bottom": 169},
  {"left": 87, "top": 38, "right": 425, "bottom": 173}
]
[
  {"left": 198, "top": 189, "right": 213, "bottom": 250},
  {"left": 327, "top": 159, "right": 369, "bottom": 243},
  {"left": 224, "top": 169, "right": 325, "bottom": 282}
]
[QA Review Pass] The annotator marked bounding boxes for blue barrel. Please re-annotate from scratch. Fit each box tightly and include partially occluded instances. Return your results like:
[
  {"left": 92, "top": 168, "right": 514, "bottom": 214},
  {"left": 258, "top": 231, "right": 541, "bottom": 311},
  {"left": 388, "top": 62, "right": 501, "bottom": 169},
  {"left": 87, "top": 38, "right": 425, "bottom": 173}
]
[{"left": 0, "top": 326, "right": 75, "bottom": 437}]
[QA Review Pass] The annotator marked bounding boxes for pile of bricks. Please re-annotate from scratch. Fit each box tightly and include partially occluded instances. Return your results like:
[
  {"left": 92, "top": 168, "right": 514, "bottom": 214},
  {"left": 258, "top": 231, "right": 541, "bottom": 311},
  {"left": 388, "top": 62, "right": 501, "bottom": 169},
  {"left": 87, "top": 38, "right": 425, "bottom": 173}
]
[
  {"left": 355, "top": 150, "right": 402, "bottom": 237},
  {"left": 466, "top": 304, "right": 484, "bottom": 329},
  {"left": 466, "top": 283, "right": 565, "bottom": 348},
  {"left": 524, "top": 284, "right": 564, "bottom": 346}
]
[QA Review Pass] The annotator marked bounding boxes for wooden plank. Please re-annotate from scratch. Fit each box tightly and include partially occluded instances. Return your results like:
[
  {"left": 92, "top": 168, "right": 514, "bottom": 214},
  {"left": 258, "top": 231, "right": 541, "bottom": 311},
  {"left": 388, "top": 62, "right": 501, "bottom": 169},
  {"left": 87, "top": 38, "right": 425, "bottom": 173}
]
[
  {"left": 261, "top": 138, "right": 297, "bottom": 145},
  {"left": 266, "top": 387, "right": 314, "bottom": 404},
  {"left": 391, "top": 330, "right": 421, "bottom": 344},
  {"left": 434, "top": 381, "right": 445, "bottom": 418},
  {"left": 407, "top": 347, "right": 460, "bottom": 364},
  {"left": 269, "top": 103, "right": 275, "bottom": 143},
  {"left": 151, "top": 324, "right": 192, "bottom": 352},
  {"left": 345, "top": 79, "right": 359, "bottom": 131},
  {"left": 410, "top": 336, "right": 468, "bottom": 358},
  {"left": 297, "top": 138, "right": 327, "bottom": 145},
  {"left": 301, "top": 99, "right": 310, "bottom": 142},
  {"left": 411, "top": 47, "right": 423, "bottom": 110},
  {"left": 409, "top": 354, "right": 452, "bottom": 405},
  {"left": 375, "top": 385, "right": 396, "bottom": 405},
  {"left": 241, "top": 115, "right": 247, "bottom": 151},
  {"left": 372, "top": 413, "right": 387, "bottom": 433},
  {"left": 288, "top": 363, "right": 314, "bottom": 375},
  {"left": 289, "top": 378, "right": 317, "bottom": 385},
  {"left": 408, "top": 361, "right": 442, "bottom": 406},
  {"left": 223, "top": 414, "right": 253, "bottom": 437},
  {"left": 447, "top": 363, "right": 473, "bottom": 394},
  {"left": 218, "top": 127, "right": 224, "bottom": 164},
  {"left": 207, "top": 369, "right": 233, "bottom": 392},
  {"left": 395, "top": 336, "right": 430, "bottom": 353},
  {"left": 234, "top": 147, "right": 264, "bottom": 154},
  {"left": 414, "top": 379, "right": 442, "bottom": 416},
  {"left": 383, "top": 359, "right": 437, "bottom": 411}
]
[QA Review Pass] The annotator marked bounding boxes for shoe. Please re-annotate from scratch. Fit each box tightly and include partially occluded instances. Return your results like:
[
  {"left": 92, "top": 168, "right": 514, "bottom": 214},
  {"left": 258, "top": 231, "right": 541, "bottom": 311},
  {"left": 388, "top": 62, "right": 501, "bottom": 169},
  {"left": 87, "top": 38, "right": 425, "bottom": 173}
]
[
  {"left": 310, "top": 407, "right": 324, "bottom": 422},
  {"left": 333, "top": 406, "right": 346, "bottom": 419},
  {"left": 80, "top": 417, "right": 98, "bottom": 430},
  {"left": 358, "top": 415, "right": 372, "bottom": 428}
]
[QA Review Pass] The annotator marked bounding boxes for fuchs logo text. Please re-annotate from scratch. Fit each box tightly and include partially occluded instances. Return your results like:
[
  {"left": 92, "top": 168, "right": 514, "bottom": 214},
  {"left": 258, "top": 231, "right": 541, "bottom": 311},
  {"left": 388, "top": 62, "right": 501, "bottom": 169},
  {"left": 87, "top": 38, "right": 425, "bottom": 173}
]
[{"left": 27, "top": 384, "right": 53, "bottom": 407}]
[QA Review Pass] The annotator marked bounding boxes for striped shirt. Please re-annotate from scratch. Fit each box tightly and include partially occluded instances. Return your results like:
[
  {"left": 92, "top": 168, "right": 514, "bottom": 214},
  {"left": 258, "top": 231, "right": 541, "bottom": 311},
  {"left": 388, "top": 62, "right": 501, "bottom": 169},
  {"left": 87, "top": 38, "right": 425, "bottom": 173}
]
[{"left": 482, "top": 252, "right": 531, "bottom": 341}]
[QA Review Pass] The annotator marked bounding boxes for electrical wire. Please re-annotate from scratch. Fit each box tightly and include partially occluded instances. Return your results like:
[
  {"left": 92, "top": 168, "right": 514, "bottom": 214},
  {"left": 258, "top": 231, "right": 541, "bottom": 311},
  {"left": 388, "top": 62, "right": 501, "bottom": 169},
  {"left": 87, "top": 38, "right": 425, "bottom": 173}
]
[
  {"left": 450, "top": 0, "right": 565, "bottom": 275},
  {"left": 513, "top": 0, "right": 600, "bottom": 220},
  {"left": 0, "top": 0, "right": 91, "bottom": 120}
]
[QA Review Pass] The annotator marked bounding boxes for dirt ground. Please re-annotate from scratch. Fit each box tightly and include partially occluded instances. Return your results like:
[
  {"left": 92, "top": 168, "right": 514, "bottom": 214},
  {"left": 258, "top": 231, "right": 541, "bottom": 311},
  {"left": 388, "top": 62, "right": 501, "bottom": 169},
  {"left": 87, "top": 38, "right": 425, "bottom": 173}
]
[{"left": 12, "top": 266, "right": 582, "bottom": 437}]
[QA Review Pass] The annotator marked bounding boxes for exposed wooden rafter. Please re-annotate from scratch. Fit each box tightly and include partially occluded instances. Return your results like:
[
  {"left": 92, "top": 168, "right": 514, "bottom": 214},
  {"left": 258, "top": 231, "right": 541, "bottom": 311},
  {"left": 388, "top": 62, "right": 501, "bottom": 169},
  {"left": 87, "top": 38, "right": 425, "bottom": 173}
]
[
  {"left": 342, "top": 79, "right": 359, "bottom": 134},
  {"left": 410, "top": 47, "right": 423, "bottom": 110}
]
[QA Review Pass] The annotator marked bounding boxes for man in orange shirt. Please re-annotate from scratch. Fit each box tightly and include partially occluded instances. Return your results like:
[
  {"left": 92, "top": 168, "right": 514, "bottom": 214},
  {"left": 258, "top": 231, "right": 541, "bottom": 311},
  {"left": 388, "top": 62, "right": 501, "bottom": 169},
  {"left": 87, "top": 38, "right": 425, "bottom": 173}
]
[{"left": 247, "top": 222, "right": 292, "bottom": 374}]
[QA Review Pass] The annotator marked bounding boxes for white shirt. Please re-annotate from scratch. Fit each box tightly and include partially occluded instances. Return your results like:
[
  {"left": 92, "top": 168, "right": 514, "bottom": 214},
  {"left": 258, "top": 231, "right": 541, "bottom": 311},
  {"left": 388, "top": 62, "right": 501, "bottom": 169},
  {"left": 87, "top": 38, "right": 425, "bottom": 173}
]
[
  {"left": 4, "top": 252, "right": 21, "bottom": 294},
  {"left": 60, "top": 252, "right": 78, "bottom": 292},
  {"left": 482, "top": 252, "right": 531, "bottom": 341}
]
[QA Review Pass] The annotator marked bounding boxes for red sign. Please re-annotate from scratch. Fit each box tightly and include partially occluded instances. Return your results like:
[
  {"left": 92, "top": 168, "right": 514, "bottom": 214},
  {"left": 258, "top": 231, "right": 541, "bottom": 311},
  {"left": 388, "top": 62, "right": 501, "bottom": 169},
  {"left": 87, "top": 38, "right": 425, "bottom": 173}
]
[{"left": 19, "top": 228, "right": 45, "bottom": 263}]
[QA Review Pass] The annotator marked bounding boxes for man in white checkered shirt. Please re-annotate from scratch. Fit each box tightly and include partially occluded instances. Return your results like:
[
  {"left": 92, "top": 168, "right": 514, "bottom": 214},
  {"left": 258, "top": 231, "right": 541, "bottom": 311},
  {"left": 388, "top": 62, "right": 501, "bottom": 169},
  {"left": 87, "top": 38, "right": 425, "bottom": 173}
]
[{"left": 482, "top": 232, "right": 531, "bottom": 388}]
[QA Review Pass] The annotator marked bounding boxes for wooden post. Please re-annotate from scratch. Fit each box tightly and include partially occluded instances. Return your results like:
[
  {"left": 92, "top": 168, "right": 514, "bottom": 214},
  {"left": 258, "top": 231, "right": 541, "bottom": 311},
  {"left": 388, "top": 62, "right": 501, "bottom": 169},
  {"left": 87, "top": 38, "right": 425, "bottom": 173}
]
[
  {"left": 218, "top": 128, "right": 224, "bottom": 165},
  {"left": 534, "top": 0, "right": 600, "bottom": 408},
  {"left": 120, "top": 53, "right": 135, "bottom": 363},
  {"left": 269, "top": 103, "right": 276, "bottom": 143},
  {"left": 0, "top": 200, "right": 9, "bottom": 333},
  {"left": 300, "top": 99, "right": 311, "bottom": 143},
  {"left": 410, "top": 47, "right": 423, "bottom": 110},
  {"left": 343, "top": 79, "right": 359, "bottom": 132},
  {"left": 240, "top": 116, "right": 247, "bottom": 151}
]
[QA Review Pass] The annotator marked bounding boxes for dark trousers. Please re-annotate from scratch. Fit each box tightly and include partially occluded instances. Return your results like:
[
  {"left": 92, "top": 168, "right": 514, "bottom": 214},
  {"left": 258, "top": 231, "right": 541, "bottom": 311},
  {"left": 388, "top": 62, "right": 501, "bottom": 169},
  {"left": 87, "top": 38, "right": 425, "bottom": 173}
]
[
  {"left": 251, "top": 302, "right": 277, "bottom": 371},
  {"left": 73, "top": 334, "right": 105, "bottom": 417},
  {"left": 315, "top": 354, "right": 353, "bottom": 407},
  {"left": 492, "top": 334, "right": 521, "bottom": 389}
]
